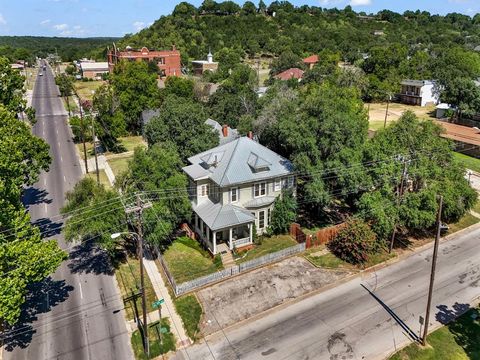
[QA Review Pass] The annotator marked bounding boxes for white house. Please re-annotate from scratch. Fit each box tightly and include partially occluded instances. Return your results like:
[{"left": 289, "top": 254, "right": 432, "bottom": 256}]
[
  {"left": 399, "top": 80, "right": 439, "bottom": 107},
  {"left": 182, "top": 137, "right": 295, "bottom": 255}
]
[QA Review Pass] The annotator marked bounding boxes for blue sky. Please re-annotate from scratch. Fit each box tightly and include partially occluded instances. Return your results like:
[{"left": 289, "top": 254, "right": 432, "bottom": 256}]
[{"left": 0, "top": 0, "right": 478, "bottom": 38}]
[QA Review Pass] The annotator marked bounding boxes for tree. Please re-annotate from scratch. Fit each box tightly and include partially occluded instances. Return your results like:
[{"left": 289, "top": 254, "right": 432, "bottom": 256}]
[
  {"left": 270, "top": 50, "right": 304, "bottom": 76},
  {"left": 55, "top": 73, "right": 74, "bottom": 116},
  {"left": 358, "top": 112, "right": 477, "bottom": 241},
  {"left": 111, "top": 60, "right": 160, "bottom": 132},
  {"left": 117, "top": 144, "right": 192, "bottom": 247},
  {"left": 242, "top": 1, "right": 257, "bottom": 15},
  {"left": 173, "top": 2, "right": 198, "bottom": 17},
  {"left": 328, "top": 218, "right": 379, "bottom": 264},
  {"left": 163, "top": 76, "right": 195, "bottom": 99},
  {"left": 145, "top": 95, "right": 218, "bottom": 162},
  {"left": 0, "top": 56, "right": 30, "bottom": 117},
  {"left": 268, "top": 190, "right": 297, "bottom": 235},
  {"left": 62, "top": 178, "right": 126, "bottom": 256}
]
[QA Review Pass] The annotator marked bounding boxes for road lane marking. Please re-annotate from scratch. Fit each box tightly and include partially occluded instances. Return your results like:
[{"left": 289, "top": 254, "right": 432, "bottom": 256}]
[
  {"left": 64, "top": 175, "right": 66, "bottom": 182},
  {"left": 79, "top": 282, "right": 83, "bottom": 299},
  {"left": 43, "top": 178, "right": 47, "bottom": 186},
  {"left": 60, "top": 155, "right": 63, "bottom": 163},
  {"left": 44, "top": 203, "right": 47, "bottom": 212}
]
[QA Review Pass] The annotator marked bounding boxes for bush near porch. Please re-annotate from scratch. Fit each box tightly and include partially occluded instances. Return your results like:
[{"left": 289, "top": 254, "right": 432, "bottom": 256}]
[
  {"left": 163, "top": 237, "right": 223, "bottom": 283},
  {"left": 235, "top": 234, "right": 298, "bottom": 263}
]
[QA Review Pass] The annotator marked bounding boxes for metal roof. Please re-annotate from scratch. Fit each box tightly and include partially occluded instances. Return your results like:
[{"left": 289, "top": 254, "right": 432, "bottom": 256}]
[
  {"left": 205, "top": 118, "right": 239, "bottom": 145},
  {"left": 184, "top": 137, "right": 294, "bottom": 187},
  {"left": 243, "top": 196, "right": 276, "bottom": 209},
  {"left": 194, "top": 199, "right": 255, "bottom": 231},
  {"left": 183, "top": 164, "right": 210, "bottom": 181},
  {"left": 80, "top": 62, "right": 109, "bottom": 71}
]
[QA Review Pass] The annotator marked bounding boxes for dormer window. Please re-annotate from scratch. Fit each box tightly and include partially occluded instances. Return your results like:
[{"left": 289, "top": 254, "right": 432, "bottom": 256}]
[{"left": 248, "top": 152, "right": 271, "bottom": 173}]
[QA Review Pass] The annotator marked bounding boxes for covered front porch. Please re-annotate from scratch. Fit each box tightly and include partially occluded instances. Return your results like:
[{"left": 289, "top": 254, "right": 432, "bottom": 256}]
[{"left": 192, "top": 200, "right": 256, "bottom": 255}]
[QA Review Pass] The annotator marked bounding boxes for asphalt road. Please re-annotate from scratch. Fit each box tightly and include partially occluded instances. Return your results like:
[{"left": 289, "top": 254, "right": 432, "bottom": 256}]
[
  {"left": 2, "top": 63, "right": 133, "bottom": 360},
  {"left": 174, "top": 225, "right": 480, "bottom": 360}
]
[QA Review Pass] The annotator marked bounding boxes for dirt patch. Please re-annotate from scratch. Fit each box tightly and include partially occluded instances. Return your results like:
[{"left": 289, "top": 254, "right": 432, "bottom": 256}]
[{"left": 197, "top": 257, "right": 350, "bottom": 336}]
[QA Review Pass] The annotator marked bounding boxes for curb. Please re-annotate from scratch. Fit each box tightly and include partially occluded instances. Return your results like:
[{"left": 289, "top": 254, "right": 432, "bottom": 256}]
[{"left": 198, "top": 222, "right": 480, "bottom": 342}]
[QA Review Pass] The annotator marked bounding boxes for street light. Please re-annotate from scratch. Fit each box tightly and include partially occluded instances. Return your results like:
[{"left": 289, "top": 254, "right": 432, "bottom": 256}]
[{"left": 110, "top": 231, "right": 149, "bottom": 356}]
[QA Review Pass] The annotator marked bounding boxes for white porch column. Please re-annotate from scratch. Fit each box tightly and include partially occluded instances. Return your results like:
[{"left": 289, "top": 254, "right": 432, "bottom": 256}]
[
  {"left": 213, "top": 231, "right": 217, "bottom": 254},
  {"left": 249, "top": 223, "right": 253, "bottom": 244},
  {"left": 229, "top": 227, "right": 233, "bottom": 250}
]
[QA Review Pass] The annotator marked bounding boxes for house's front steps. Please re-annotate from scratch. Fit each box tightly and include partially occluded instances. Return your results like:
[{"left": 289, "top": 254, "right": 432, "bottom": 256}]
[{"left": 217, "top": 243, "right": 236, "bottom": 268}]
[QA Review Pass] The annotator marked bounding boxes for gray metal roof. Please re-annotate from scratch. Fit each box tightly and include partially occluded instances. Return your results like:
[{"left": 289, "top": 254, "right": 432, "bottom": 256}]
[
  {"left": 243, "top": 196, "right": 276, "bottom": 209},
  {"left": 185, "top": 137, "right": 294, "bottom": 187},
  {"left": 205, "top": 118, "right": 239, "bottom": 145},
  {"left": 183, "top": 164, "right": 210, "bottom": 180},
  {"left": 194, "top": 199, "right": 255, "bottom": 230}
]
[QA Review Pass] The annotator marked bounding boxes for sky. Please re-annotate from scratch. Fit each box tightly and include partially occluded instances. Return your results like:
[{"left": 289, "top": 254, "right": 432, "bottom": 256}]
[{"left": 0, "top": 0, "right": 479, "bottom": 38}]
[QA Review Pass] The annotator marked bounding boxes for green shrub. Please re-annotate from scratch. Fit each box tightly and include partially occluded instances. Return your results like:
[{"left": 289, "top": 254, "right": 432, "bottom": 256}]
[
  {"left": 268, "top": 190, "right": 297, "bottom": 235},
  {"left": 328, "top": 218, "right": 379, "bottom": 264}
]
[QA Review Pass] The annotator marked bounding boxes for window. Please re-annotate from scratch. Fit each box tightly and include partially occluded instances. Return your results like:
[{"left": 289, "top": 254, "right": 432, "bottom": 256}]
[
  {"left": 254, "top": 182, "right": 266, "bottom": 197},
  {"left": 287, "top": 176, "right": 294, "bottom": 188},
  {"left": 274, "top": 179, "right": 282, "bottom": 192},
  {"left": 259, "top": 211, "right": 265, "bottom": 229},
  {"left": 201, "top": 184, "right": 209, "bottom": 197},
  {"left": 231, "top": 187, "right": 238, "bottom": 203}
]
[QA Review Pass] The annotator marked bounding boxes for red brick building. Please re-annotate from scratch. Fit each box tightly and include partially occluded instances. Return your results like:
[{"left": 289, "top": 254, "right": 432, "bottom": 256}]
[{"left": 107, "top": 45, "right": 181, "bottom": 78}]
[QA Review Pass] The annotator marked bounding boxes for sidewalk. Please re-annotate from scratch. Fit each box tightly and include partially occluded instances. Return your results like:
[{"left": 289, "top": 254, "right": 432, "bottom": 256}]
[{"left": 143, "top": 253, "right": 191, "bottom": 348}]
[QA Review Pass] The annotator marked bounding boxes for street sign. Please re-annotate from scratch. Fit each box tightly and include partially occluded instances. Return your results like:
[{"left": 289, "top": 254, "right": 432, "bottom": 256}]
[
  {"left": 160, "top": 327, "right": 168, "bottom": 334},
  {"left": 152, "top": 299, "right": 165, "bottom": 309}
]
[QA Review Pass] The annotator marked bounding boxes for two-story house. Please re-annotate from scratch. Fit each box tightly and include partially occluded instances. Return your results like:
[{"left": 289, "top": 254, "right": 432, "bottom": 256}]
[
  {"left": 399, "top": 80, "right": 439, "bottom": 107},
  {"left": 182, "top": 137, "right": 294, "bottom": 255}
]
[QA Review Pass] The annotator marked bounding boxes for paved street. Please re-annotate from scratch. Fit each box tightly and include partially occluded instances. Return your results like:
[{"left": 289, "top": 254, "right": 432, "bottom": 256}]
[
  {"left": 174, "top": 225, "right": 480, "bottom": 360},
  {"left": 2, "top": 63, "right": 132, "bottom": 360}
]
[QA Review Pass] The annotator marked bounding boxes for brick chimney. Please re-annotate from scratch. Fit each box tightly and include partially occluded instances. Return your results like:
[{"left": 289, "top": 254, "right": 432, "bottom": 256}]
[
  {"left": 247, "top": 131, "right": 253, "bottom": 139},
  {"left": 222, "top": 124, "right": 228, "bottom": 137}
]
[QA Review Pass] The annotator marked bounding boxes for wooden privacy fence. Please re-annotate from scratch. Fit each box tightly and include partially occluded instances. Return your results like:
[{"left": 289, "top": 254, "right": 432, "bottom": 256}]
[{"left": 291, "top": 222, "right": 345, "bottom": 249}]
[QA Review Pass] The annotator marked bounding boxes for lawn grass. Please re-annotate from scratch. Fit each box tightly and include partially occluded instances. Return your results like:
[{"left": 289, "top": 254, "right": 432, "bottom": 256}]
[
  {"left": 85, "top": 170, "right": 111, "bottom": 188},
  {"left": 74, "top": 80, "right": 105, "bottom": 101},
  {"left": 163, "top": 237, "right": 223, "bottom": 284},
  {"left": 236, "top": 234, "right": 298, "bottom": 263},
  {"left": 108, "top": 156, "right": 131, "bottom": 177},
  {"left": 63, "top": 96, "right": 77, "bottom": 113},
  {"left": 389, "top": 307, "right": 480, "bottom": 360},
  {"left": 131, "top": 318, "right": 176, "bottom": 360},
  {"left": 118, "top": 136, "right": 147, "bottom": 152},
  {"left": 25, "top": 67, "right": 38, "bottom": 90},
  {"left": 115, "top": 256, "right": 157, "bottom": 321},
  {"left": 472, "top": 200, "right": 480, "bottom": 215},
  {"left": 173, "top": 294, "right": 203, "bottom": 341},
  {"left": 447, "top": 213, "right": 480, "bottom": 235},
  {"left": 305, "top": 252, "right": 350, "bottom": 269},
  {"left": 453, "top": 152, "right": 480, "bottom": 173}
]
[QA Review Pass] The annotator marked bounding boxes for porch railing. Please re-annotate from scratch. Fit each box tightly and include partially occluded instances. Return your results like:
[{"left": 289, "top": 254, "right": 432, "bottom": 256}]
[{"left": 233, "top": 237, "right": 250, "bottom": 248}]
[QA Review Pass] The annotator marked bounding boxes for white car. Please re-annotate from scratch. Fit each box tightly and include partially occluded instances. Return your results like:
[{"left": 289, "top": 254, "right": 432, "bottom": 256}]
[{"left": 39, "top": 73, "right": 43, "bottom": 76}]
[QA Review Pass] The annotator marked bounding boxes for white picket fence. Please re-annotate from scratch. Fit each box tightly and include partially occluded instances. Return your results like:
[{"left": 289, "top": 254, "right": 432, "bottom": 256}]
[{"left": 157, "top": 242, "right": 306, "bottom": 296}]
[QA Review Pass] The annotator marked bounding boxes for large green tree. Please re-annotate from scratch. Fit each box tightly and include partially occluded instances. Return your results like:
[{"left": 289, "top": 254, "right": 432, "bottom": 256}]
[
  {"left": 111, "top": 60, "right": 160, "bottom": 132},
  {"left": 145, "top": 94, "right": 218, "bottom": 162},
  {"left": 358, "top": 111, "right": 476, "bottom": 241}
]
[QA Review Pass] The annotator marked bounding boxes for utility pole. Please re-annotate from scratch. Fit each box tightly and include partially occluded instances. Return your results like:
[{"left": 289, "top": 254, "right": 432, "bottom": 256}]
[
  {"left": 422, "top": 195, "right": 443, "bottom": 346},
  {"left": 91, "top": 115, "right": 100, "bottom": 185},
  {"left": 384, "top": 96, "right": 391, "bottom": 129},
  {"left": 76, "top": 93, "right": 89, "bottom": 173},
  {"left": 125, "top": 195, "right": 152, "bottom": 357},
  {"left": 389, "top": 157, "right": 409, "bottom": 253}
]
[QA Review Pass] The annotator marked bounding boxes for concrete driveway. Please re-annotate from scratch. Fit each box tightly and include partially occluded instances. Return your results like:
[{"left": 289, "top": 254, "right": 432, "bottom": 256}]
[{"left": 197, "top": 256, "right": 350, "bottom": 336}]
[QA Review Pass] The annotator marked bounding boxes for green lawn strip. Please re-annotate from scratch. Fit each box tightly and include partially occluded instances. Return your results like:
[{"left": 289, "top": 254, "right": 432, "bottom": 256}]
[
  {"left": 163, "top": 237, "right": 223, "bottom": 284},
  {"left": 173, "top": 294, "right": 203, "bottom": 341},
  {"left": 305, "top": 252, "right": 350, "bottom": 269},
  {"left": 108, "top": 156, "right": 131, "bottom": 177},
  {"left": 473, "top": 200, "right": 480, "bottom": 215},
  {"left": 453, "top": 152, "right": 480, "bottom": 173},
  {"left": 75, "top": 142, "right": 94, "bottom": 160},
  {"left": 115, "top": 256, "right": 157, "bottom": 321},
  {"left": 74, "top": 80, "right": 104, "bottom": 101},
  {"left": 63, "top": 96, "right": 78, "bottom": 112},
  {"left": 447, "top": 213, "right": 480, "bottom": 235},
  {"left": 369, "top": 120, "right": 390, "bottom": 131},
  {"left": 118, "top": 136, "right": 147, "bottom": 152},
  {"left": 389, "top": 307, "right": 480, "bottom": 360},
  {"left": 236, "top": 234, "right": 298, "bottom": 263},
  {"left": 85, "top": 170, "right": 111, "bottom": 188},
  {"left": 131, "top": 318, "right": 176, "bottom": 360}
]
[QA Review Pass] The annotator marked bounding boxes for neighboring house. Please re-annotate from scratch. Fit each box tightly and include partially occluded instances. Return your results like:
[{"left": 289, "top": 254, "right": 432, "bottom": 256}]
[
  {"left": 303, "top": 54, "right": 319, "bottom": 70},
  {"left": 182, "top": 137, "right": 295, "bottom": 255},
  {"left": 107, "top": 44, "right": 181, "bottom": 78},
  {"left": 399, "top": 80, "right": 439, "bottom": 107},
  {"left": 192, "top": 51, "right": 219, "bottom": 76},
  {"left": 80, "top": 61, "right": 109, "bottom": 80},
  {"left": 141, "top": 109, "right": 161, "bottom": 137},
  {"left": 275, "top": 68, "right": 304, "bottom": 81},
  {"left": 256, "top": 86, "right": 269, "bottom": 97},
  {"left": 205, "top": 118, "right": 239, "bottom": 145},
  {"left": 437, "top": 121, "right": 480, "bottom": 157}
]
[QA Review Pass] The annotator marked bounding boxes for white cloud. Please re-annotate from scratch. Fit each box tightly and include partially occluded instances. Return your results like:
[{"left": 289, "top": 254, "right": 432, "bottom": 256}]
[
  {"left": 319, "top": 0, "right": 343, "bottom": 5},
  {"left": 54, "top": 23, "right": 68, "bottom": 31},
  {"left": 0, "top": 13, "right": 6, "bottom": 26},
  {"left": 133, "top": 21, "right": 146, "bottom": 31},
  {"left": 350, "top": 0, "right": 371, "bottom": 5},
  {"left": 40, "top": 19, "right": 51, "bottom": 25}
]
